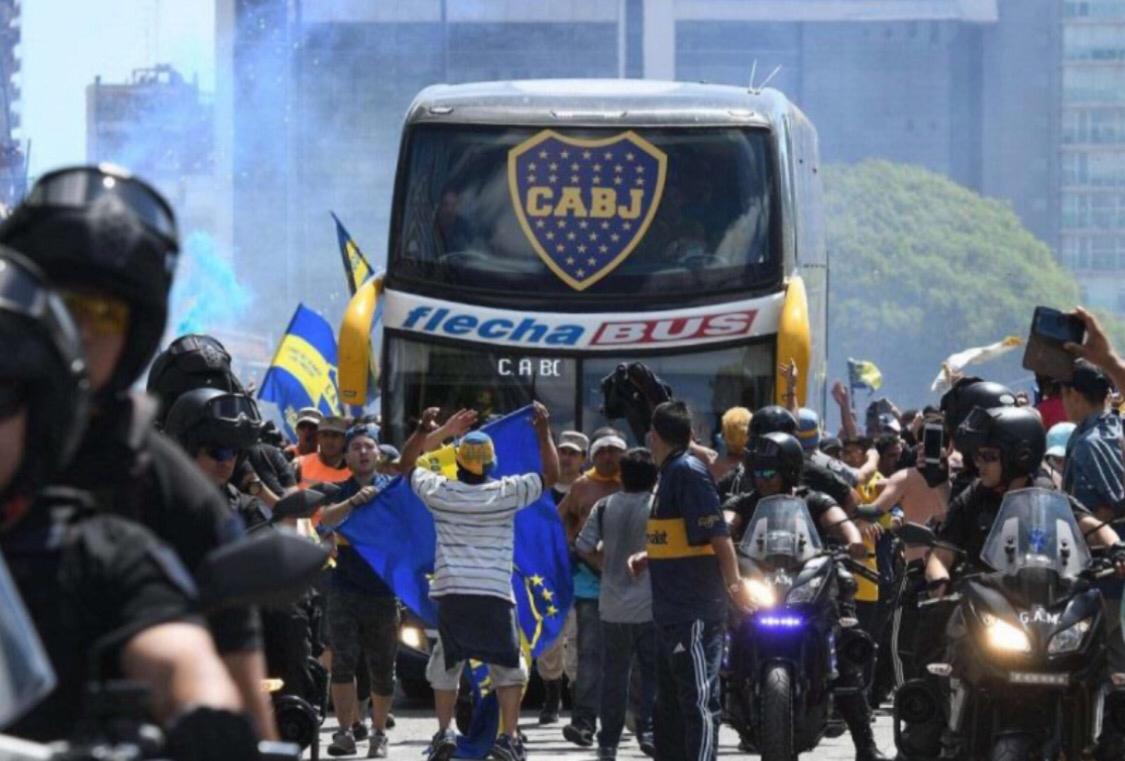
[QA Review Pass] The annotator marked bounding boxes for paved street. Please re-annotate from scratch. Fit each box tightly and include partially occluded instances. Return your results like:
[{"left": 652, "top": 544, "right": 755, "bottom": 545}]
[{"left": 307, "top": 703, "right": 896, "bottom": 760}]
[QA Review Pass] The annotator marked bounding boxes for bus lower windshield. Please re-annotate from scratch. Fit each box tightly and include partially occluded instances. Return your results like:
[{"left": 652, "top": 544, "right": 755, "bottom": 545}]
[
  {"left": 392, "top": 125, "right": 777, "bottom": 303},
  {"left": 383, "top": 334, "right": 775, "bottom": 445}
]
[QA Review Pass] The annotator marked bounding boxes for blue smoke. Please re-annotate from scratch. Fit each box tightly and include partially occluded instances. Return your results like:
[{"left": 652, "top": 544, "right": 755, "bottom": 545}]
[{"left": 168, "top": 230, "right": 254, "bottom": 336}]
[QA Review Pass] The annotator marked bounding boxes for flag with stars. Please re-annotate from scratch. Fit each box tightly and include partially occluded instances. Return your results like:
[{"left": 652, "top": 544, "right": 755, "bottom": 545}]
[{"left": 509, "top": 129, "right": 667, "bottom": 291}]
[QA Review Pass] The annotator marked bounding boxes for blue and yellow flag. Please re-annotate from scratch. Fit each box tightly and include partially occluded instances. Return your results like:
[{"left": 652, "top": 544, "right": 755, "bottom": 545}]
[
  {"left": 332, "top": 212, "right": 376, "bottom": 296},
  {"left": 847, "top": 357, "right": 884, "bottom": 393},
  {"left": 257, "top": 304, "right": 342, "bottom": 440},
  {"left": 339, "top": 406, "right": 573, "bottom": 756}
]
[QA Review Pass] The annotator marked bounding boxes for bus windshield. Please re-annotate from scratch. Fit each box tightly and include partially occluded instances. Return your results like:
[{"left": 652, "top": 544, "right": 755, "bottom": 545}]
[{"left": 392, "top": 124, "right": 778, "bottom": 302}]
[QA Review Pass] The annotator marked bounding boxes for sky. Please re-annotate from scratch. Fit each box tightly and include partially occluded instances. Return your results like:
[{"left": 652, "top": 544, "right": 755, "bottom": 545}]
[{"left": 20, "top": 0, "right": 215, "bottom": 176}]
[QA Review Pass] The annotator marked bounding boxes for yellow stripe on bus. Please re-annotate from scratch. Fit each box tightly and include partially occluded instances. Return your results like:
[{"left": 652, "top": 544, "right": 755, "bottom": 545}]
[{"left": 646, "top": 518, "right": 716, "bottom": 560}]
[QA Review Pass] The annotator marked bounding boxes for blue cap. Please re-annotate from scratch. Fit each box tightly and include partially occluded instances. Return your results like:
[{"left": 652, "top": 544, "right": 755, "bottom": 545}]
[
  {"left": 796, "top": 408, "right": 820, "bottom": 452},
  {"left": 1045, "top": 422, "right": 1076, "bottom": 459},
  {"left": 345, "top": 423, "right": 380, "bottom": 448}
]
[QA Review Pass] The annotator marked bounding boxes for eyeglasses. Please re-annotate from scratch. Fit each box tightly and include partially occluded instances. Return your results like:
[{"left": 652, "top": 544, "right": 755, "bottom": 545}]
[
  {"left": 204, "top": 446, "right": 237, "bottom": 462},
  {"left": 25, "top": 166, "right": 177, "bottom": 242},
  {"left": 973, "top": 448, "right": 1002, "bottom": 464},
  {"left": 60, "top": 290, "right": 130, "bottom": 336},
  {"left": 753, "top": 468, "right": 779, "bottom": 480},
  {"left": 0, "top": 379, "right": 28, "bottom": 419}
]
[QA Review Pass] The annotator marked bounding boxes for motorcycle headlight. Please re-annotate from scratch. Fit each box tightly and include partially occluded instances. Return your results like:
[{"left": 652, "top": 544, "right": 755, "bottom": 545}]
[
  {"left": 1047, "top": 618, "right": 1092, "bottom": 655},
  {"left": 981, "top": 613, "right": 1031, "bottom": 654},
  {"left": 787, "top": 574, "right": 824, "bottom": 604},
  {"left": 744, "top": 578, "right": 777, "bottom": 610}
]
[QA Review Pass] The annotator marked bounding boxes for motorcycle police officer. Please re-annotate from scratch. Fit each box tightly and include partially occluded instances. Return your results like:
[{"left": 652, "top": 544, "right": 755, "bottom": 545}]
[
  {"left": 0, "top": 164, "right": 276, "bottom": 738},
  {"left": 723, "top": 431, "right": 887, "bottom": 761},
  {"left": 0, "top": 250, "right": 258, "bottom": 758}
]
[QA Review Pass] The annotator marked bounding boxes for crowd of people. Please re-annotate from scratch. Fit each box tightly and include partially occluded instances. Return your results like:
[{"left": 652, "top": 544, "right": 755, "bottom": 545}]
[{"left": 5, "top": 161, "right": 1125, "bottom": 761}]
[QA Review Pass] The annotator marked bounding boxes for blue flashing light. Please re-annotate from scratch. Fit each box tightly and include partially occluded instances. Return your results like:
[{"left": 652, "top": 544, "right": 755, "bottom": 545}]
[{"left": 757, "top": 615, "right": 804, "bottom": 628}]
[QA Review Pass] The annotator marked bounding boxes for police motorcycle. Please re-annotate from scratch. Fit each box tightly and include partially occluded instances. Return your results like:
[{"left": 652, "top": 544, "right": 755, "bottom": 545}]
[
  {"left": 0, "top": 529, "right": 328, "bottom": 761},
  {"left": 726, "top": 494, "right": 883, "bottom": 761},
  {"left": 895, "top": 488, "right": 1118, "bottom": 761}
]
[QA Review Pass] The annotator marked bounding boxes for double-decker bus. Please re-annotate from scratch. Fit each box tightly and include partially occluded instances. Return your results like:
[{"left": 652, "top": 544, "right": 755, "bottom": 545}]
[{"left": 375, "top": 79, "right": 827, "bottom": 444}]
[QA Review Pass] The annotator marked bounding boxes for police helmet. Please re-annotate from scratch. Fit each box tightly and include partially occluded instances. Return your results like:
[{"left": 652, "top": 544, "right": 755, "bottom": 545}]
[
  {"left": 749, "top": 405, "right": 798, "bottom": 439},
  {"left": 164, "top": 388, "right": 262, "bottom": 455},
  {"left": 956, "top": 406, "right": 1045, "bottom": 482},
  {"left": 0, "top": 250, "right": 89, "bottom": 516},
  {"left": 0, "top": 165, "right": 178, "bottom": 395},
  {"left": 748, "top": 432, "right": 804, "bottom": 491},
  {"left": 147, "top": 334, "right": 245, "bottom": 426},
  {"left": 939, "top": 378, "right": 1016, "bottom": 450}
]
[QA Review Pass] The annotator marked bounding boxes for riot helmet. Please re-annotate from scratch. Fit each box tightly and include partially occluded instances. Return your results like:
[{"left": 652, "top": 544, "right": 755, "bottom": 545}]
[
  {"left": 0, "top": 250, "right": 89, "bottom": 519},
  {"left": 749, "top": 405, "right": 798, "bottom": 439},
  {"left": 164, "top": 388, "right": 262, "bottom": 455},
  {"left": 0, "top": 165, "right": 178, "bottom": 395},
  {"left": 939, "top": 377, "right": 1016, "bottom": 451},
  {"left": 956, "top": 406, "right": 1045, "bottom": 483},
  {"left": 747, "top": 432, "right": 805, "bottom": 492},
  {"left": 147, "top": 334, "right": 245, "bottom": 425}
]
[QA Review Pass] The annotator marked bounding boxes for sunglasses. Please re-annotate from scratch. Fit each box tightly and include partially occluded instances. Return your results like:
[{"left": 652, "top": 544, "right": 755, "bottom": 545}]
[
  {"left": 0, "top": 380, "right": 27, "bottom": 419},
  {"left": 753, "top": 468, "right": 779, "bottom": 480},
  {"left": 204, "top": 446, "right": 237, "bottom": 462},
  {"left": 61, "top": 291, "right": 130, "bottom": 336},
  {"left": 973, "top": 448, "right": 1002, "bottom": 464}
]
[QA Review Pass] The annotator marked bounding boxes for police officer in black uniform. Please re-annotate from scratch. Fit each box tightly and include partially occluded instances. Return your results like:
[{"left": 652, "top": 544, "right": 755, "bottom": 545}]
[
  {"left": 719, "top": 405, "right": 858, "bottom": 512},
  {"left": 0, "top": 164, "right": 276, "bottom": 738},
  {"left": 0, "top": 250, "right": 258, "bottom": 759},
  {"left": 937, "top": 378, "right": 1017, "bottom": 497},
  {"left": 164, "top": 386, "right": 320, "bottom": 712},
  {"left": 723, "top": 432, "right": 887, "bottom": 761}
]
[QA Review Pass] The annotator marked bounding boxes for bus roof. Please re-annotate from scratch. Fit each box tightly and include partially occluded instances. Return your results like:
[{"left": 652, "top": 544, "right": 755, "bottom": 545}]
[{"left": 404, "top": 79, "right": 796, "bottom": 129}]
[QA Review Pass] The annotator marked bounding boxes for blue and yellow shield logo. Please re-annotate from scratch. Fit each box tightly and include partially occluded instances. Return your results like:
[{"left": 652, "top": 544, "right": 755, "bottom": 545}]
[{"left": 508, "top": 130, "right": 667, "bottom": 291}]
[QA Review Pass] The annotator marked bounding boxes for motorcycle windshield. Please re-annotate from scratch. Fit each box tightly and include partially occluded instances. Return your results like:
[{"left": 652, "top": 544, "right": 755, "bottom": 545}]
[
  {"left": 0, "top": 553, "right": 56, "bottom": 728},
  {"left": 739, "top": 495, "right": 822, "bottom": 564},
  {"left": 980, "top": 488, "right": 1091, "bottom": 580}
]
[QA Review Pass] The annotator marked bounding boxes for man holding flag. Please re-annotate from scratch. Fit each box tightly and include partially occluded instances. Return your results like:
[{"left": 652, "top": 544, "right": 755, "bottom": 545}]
[{"left": 399, "top": 402, "right": 560, "bottom": 761}]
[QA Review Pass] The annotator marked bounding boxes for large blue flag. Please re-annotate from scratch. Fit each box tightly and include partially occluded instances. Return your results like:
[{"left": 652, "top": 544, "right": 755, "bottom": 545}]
[
  {"left": 257, "top": 304, "right": 342, "bottom": 440},
  {"left": 338, "top": 406, "right": 573, "bottom": 756}
]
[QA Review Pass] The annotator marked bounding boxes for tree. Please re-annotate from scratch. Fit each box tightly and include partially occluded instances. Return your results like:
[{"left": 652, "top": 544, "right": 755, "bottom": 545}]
[{"left": 824, "top": 160, "right": 1082, "bottom": 410}]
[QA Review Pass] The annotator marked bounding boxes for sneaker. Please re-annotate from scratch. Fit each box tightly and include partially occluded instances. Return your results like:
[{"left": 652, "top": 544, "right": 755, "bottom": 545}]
[
  {"left": 638, "top": 732, "right": 656, "bottom": 757},
  {"left": 327, "top": 728, "right": 357, "bottom": 757},
  {"left": 367, "top": 730, "right": 388, "bottom": 759},
  {"left": 597, "top": 747, "right": 617, "bottom": 760},
  {"left": 352, "top": 721, "right": 369, "bottom": 741},
  {"left": 562, "top": 723, "right": 595, "bottom": 748},
  {"left": 491, "top": 733, "right": 525, "bottom": 761},
  {"left": 426, "top": 729, "right": 458, "bottom": 761}
]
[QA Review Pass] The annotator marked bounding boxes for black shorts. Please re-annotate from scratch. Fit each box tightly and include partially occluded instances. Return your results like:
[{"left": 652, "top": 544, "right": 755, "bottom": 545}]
[{"left": 326, "top": 586, "right": 399, "bottom": 695}]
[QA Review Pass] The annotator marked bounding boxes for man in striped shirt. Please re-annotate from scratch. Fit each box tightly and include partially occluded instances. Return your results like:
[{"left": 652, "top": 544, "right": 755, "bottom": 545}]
[{"left": 399, "top": 403, "right": 560, "bottom": 761}]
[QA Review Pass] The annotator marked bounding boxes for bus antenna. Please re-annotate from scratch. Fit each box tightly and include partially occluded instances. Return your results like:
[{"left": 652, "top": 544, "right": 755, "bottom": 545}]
[
  {"left": 747, "top": 60, "right": 758, "bottom": 93},
  {"left": 756, "top": 65, "right": 782, "bottom": 93}
]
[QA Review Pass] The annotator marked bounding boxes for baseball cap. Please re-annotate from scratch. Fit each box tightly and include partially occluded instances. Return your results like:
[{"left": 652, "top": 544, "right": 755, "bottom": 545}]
[
  {"left": 796, "top": 408, "right": 820, "bottom": 452},
  {"left": 319, "top": 416, "right": 348, "bottom": 435},
  {"left": 296, "top": 407, "right": 322, "bottom": 427},
  {"left": 1064, "top": 359, "right": 1111, "bottom": 398},
  {"left": 456, "top": 431, "right": 496, "bottom": 476},
  {"left": 345, "top": 422, "right": 380, "bottom": 448},
  {"left": 379, "top": 443, "right": 401, "bottom": 462},
  {"left": 877, "top": 412, "right": 902, "bottom": 435},
  {"left": 558, "top": 430, "right": 589, "bottom": 453},
  {"left": 819, "top": 436, "right": 843, "bottom": 457},
  {"left": 1045, "top": 422, "right": 1076, "bottom": 459},
  {"left": 590, "top": 434, "right": 627, "bottom": 458}
]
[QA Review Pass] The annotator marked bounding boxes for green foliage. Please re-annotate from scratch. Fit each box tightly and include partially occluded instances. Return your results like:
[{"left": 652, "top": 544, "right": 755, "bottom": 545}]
[{"left": 824, "top": 160, "right": 1082, "bottom": 407}]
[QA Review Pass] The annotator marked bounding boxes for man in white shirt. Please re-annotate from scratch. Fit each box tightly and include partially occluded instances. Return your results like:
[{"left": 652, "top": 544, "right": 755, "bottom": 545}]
[{"left": 399, "top": 403, "right": 560, "bottom": 761}]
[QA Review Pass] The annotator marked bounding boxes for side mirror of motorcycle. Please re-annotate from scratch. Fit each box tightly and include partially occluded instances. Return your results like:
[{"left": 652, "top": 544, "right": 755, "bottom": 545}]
[
  {"left": 271, "top": 489, "right": 328, "bottom": 521},
  {"left": 897, "top": 521, "right": 938, "bottom": 548},
  {"left": 195, "top": 529, "right": 328, "bottom": 611}
]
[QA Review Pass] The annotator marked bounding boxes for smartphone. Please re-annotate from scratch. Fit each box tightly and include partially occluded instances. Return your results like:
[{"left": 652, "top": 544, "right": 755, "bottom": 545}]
[
  {"left": 923, "top": 423, "right": 944, "bottom": 465},
  {"left": 1022, "top": 306, "right": 1085, "bottom": 383}
]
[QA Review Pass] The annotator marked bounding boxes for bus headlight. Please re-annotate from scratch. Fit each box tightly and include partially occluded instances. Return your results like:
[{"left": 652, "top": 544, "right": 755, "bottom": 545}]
[
  {"left": 400, "top": 624, "right": 429, "bottom": 652},
  {"left": 981, "top": 613, "right": 1031, "bottom": 654},
  {"left": 1048, "top": 618, "right": 1091, "bottom": 655},
  {"left": 744, "top": 578, "right": 777, "bottom": 610}
]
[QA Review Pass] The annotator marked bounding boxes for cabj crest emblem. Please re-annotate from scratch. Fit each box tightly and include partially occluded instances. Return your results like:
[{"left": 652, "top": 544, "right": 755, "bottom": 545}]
[{"left": 508, "top": 130, "right": 667, "bottom": 291}]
